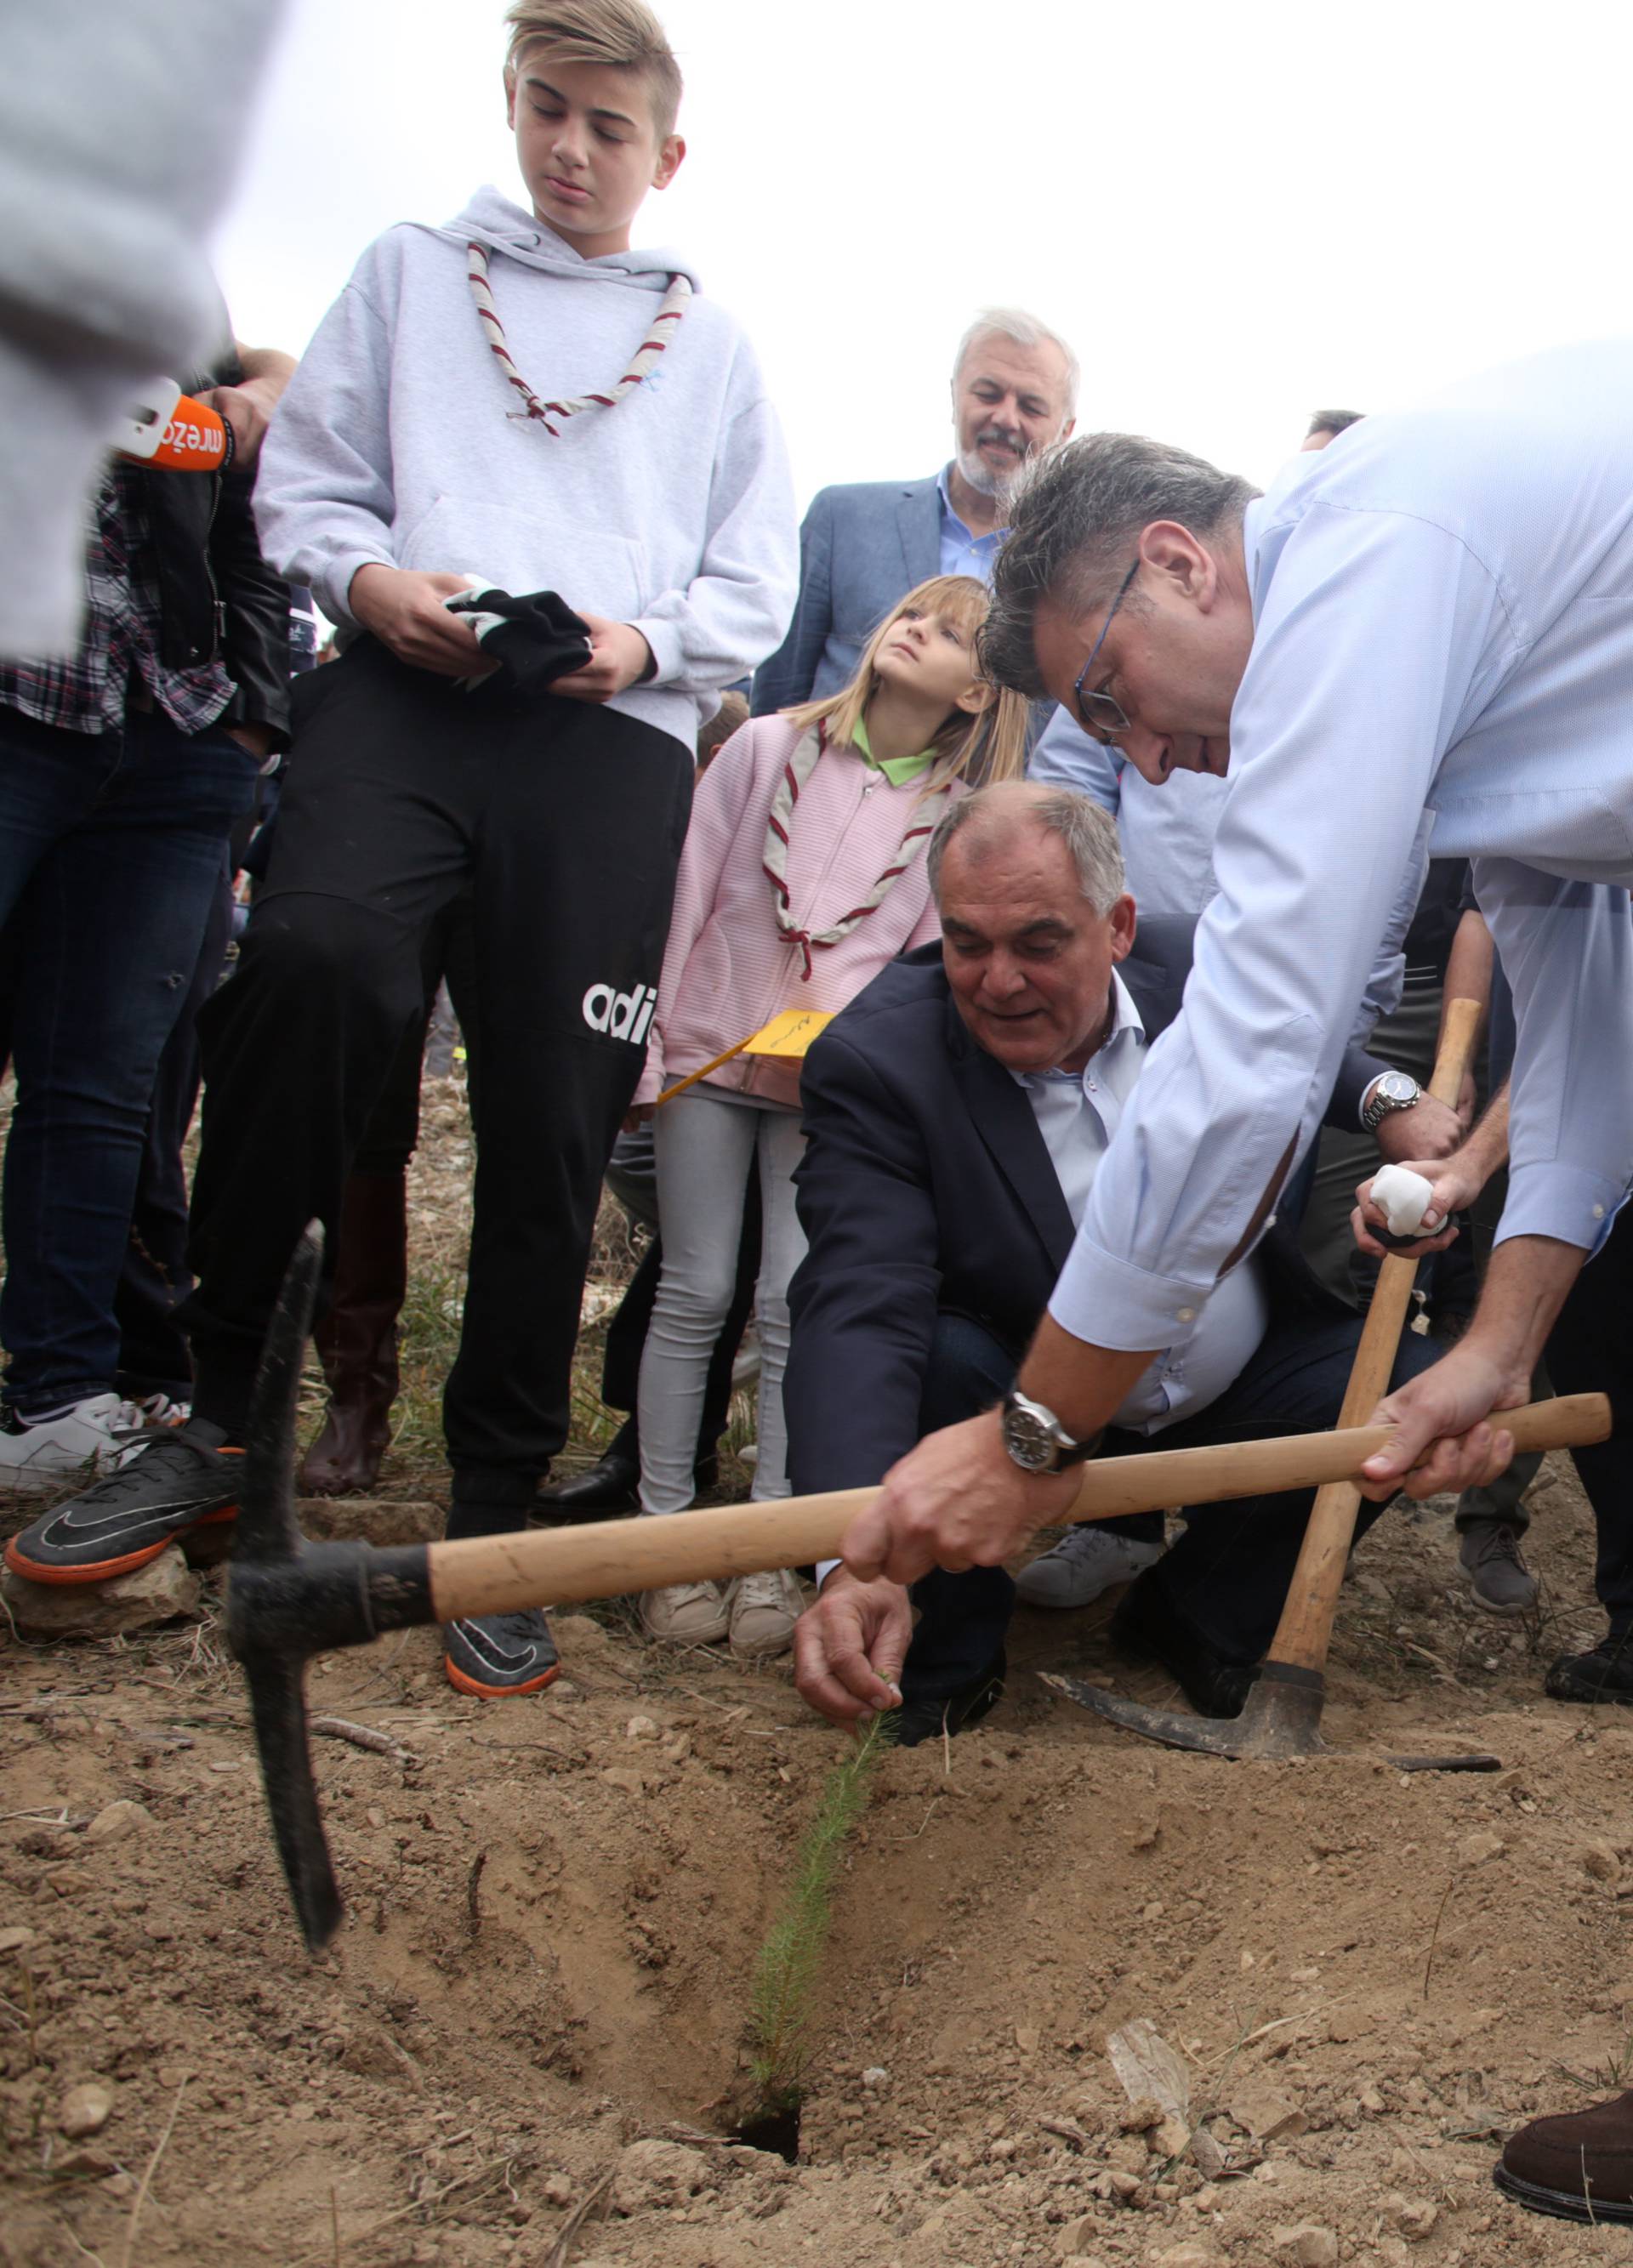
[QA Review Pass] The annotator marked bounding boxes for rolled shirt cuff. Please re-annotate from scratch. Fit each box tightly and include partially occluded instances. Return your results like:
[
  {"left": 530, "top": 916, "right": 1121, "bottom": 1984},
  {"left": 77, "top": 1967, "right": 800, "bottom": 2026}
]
[
  {"left": 1494, "top": 1161, "right": 1629, "bottom": 1258},
  {"left": 816, "top": 1558, "right": 841, "bottom": 1588},
  {"left": 1046, "top": 1235, "right": 1215, "bottom": 1353}
]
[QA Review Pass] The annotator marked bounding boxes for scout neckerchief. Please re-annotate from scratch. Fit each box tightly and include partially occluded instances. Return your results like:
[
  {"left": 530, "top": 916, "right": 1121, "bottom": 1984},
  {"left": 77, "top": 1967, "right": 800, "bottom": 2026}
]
[
  {"left": 763, "top": 725, "right": 953, "bottom": 980},
  {"left": 466, "top": 240, "right": 691, "bottom": 435}
]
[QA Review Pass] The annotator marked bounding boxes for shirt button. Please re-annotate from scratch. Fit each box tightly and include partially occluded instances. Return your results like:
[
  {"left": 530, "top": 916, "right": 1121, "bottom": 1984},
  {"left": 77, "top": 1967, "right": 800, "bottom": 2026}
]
[
  {"left": 1176, "top": 1306, "right": 1196, "bottom": 1323},
  {"left": 1593, "top": 1203, "right": 1607, "bottom": 1219}
]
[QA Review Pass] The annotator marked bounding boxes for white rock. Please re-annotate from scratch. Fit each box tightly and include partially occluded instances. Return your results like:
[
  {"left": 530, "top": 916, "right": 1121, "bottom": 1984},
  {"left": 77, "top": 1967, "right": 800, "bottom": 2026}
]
[
  {"left": 862, "top": 2066, "right": 889, "bottom": 2088},
  {"left": 58, "top": 2083, "right": 112, "bottom": 2138},
  {"left": 1273, "top": 2226, "right": 1340, "bottom": 2268},
  {"left": 86, "top": 1800, "right": 152, "bottom": 1846},
  {"left": 0, "top": 1926, "right": 37, "bottom": 1955}
]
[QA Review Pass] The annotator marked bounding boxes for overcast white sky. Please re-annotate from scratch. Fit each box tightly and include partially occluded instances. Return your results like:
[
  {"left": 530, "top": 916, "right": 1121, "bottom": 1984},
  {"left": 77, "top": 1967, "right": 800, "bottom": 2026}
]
[{"left": 216, "top": 0, "right": 1630, "bottom": 510}]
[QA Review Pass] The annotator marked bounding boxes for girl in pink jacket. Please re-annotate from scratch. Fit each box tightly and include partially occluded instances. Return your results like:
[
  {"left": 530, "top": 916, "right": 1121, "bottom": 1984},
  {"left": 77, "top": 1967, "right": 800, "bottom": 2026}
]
[{"left": 629, "top": 575, "right": 1027, "bottom": 1657}]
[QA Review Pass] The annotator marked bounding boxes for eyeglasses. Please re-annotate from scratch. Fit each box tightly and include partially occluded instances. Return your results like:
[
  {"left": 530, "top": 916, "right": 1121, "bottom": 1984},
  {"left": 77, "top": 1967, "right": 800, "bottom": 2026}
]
[{"left": 1071, "top": 560, "right": 1139, "bottom": 742}]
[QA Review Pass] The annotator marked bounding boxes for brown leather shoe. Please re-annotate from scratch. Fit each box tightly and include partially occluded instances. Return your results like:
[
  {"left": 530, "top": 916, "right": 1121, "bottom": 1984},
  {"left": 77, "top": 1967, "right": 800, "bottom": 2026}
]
[
  {"left": 1496, "top": 2090, "right": 1633, "bottom": 2223},
  {"left": 299, "top": 1170, "right": 407, "bottom": 1497}
]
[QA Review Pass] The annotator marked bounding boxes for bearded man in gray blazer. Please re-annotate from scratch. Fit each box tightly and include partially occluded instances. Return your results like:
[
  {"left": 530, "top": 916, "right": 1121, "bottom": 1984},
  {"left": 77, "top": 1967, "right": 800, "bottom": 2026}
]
[{"left": 751, "top": 309, "right": 1077, "bottom": 713}]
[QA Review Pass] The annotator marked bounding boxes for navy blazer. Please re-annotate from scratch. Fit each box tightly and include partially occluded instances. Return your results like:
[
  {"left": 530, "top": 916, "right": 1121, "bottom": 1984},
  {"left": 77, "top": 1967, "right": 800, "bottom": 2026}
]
[
  {"left": 751, "top": 473, "right": 942, "bottom": 713},
  {"left": 785, "top": 924, "right": 1385, "bottom": 1497}
]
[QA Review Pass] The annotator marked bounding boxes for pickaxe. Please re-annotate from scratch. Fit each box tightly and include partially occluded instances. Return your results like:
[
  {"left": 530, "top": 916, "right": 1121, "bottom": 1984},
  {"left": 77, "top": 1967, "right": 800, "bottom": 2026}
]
[
  {"left": 1044, "top": 996, "right": 1601, "bottom": 1769},
  {"left": 226, "top": 1219, "right": 1607, "bottom": 1953}
]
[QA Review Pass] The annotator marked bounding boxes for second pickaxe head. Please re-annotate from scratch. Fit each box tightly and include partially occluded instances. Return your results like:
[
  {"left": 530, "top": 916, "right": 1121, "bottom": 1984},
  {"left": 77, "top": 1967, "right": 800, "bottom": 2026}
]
[
  {"left": 225, "top": 1225, "right": 438, "bottom": 1953},
  {"left": 1041, "top": 1662, "right": 1502, "bottom": 1773}
]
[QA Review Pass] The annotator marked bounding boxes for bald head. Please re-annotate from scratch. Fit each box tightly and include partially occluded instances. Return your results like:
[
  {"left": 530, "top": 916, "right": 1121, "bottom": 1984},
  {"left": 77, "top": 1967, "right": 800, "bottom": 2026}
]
[{"left": 928, "top": 781, "right": 1125, "bottom": 912}]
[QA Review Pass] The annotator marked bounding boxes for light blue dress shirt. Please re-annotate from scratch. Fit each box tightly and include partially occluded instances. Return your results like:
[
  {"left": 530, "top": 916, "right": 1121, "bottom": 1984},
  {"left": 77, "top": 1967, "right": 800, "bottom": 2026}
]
[
  {"left": 936, "top": 465, "right": 1004, "bottom": 584},
  {"left": 1016, "top": 974, "right": 1269, "bottom": 1430},
  {"left": 1049, "top": 338, "right": 1633, "bottom": 1358}
]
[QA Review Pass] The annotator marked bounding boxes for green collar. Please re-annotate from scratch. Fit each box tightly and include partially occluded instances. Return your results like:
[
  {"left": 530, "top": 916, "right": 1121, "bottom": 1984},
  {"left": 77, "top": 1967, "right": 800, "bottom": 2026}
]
[{"left": 852, "top": 716, "right": 936, "bottom": 787}]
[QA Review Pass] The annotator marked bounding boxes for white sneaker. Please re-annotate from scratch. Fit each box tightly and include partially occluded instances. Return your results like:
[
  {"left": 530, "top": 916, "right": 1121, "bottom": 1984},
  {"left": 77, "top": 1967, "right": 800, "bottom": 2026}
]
[
  {"left": 1014, "top": 1525, "right": 1163, "bottom": 1610},
  {"left": 0, "top": 1394, "right": 146, "bottom": 1493},
  {"left": 640, "top": 1580, "right": 730, "bottom": 1645},
  {"left": 728, "top": 1567, "right": 802, "bottom": 1658}
]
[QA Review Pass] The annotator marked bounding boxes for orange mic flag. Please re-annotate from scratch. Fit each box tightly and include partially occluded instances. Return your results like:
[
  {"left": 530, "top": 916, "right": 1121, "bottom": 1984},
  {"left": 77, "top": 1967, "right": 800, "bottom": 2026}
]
[{"left": 115, "top": 379, "right": 233, "bottom": 473}]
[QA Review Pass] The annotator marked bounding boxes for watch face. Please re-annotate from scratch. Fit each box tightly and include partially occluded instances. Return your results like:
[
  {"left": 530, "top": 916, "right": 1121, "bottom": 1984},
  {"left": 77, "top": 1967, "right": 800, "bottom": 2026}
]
[
  {"left": 1003, "top": 1403, "right": 1056, "bottom": 1473},
  {"left": 1381, "top": 1074, "right": 1418, "bottom": 1103}
]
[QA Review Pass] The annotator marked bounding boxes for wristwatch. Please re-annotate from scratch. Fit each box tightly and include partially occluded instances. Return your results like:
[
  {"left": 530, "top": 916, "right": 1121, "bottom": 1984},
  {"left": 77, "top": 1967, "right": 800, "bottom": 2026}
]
[
  {"left": 1359, "top": 1069, "right": 1422, "bottom": 1135},
  {"left": 1000, "top": 1389, "right": 1103, "bottom": 1475}
]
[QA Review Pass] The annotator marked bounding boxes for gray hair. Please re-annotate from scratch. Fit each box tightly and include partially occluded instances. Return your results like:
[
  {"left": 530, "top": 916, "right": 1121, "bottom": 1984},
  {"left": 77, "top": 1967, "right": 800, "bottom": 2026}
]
[
  {"left": 980, "top": 434, "right": 1260, "bottom": 698},
  {"left": 953, "top": 306, "right": 1079, "bottom": 419},
  {"left": 927, "top": 782, "right": 1126, "bottom": 916}
]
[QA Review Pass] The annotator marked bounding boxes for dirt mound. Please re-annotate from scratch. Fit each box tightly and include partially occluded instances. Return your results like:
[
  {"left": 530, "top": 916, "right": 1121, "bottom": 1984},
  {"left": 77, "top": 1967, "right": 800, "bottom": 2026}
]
[{"left": 2, "top": 1458, "right": 1629, "bottom": 2268}]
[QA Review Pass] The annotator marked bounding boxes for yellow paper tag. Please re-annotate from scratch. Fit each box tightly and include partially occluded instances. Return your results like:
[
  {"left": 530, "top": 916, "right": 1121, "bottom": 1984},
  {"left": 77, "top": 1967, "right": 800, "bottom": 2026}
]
[{"left": 742, "top": 1009, "right": 834, "bottom": 1059}]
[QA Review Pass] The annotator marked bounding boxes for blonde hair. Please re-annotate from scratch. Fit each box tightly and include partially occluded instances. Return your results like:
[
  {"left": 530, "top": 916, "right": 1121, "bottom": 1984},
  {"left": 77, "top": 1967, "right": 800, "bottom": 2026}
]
[
  {"left": 785, "top": 576, "right": 1028, "bottom": 794},
  {"left": 504, "top": 0, "right": 683, "bottom": 139}
]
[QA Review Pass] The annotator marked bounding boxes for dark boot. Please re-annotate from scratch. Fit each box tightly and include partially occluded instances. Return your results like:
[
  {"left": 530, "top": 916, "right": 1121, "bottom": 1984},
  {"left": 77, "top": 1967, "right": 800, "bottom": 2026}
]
[{"left": 299, "top": 1169, "right": 407, "bottom": 1496}]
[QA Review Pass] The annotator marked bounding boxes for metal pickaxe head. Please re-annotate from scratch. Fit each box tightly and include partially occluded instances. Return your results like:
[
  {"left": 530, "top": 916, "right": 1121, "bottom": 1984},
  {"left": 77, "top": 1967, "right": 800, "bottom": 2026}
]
[
  {"left": 225, "top": 1225, "right": 437, "bottom": 1953},
  {"left": 1041, "top": 1662, "right": 1502, "bottom": 1773}
]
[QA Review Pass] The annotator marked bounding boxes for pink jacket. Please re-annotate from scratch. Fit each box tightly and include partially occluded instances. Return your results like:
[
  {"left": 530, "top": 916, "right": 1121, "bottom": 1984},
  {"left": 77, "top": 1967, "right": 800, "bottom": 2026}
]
[{"left": 635, "top": 714, "right": 962, "bottom": 1109}]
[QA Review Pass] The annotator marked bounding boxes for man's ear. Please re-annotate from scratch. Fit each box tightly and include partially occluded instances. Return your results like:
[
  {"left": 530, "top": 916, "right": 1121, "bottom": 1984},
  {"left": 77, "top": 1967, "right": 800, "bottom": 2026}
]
[
  {"left": 1107, "top": 893, "right": 1137, "bottom": 963},
  {"left": 652, "top": 134, "right": 686, "bottom": 190},
  {"left": 1138, "top": 520, "right": 1218, "bottom": 610}
]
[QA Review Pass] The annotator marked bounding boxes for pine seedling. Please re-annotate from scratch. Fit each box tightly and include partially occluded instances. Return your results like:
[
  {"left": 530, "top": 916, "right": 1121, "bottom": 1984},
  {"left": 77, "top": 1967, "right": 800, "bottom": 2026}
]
[{"left": 746, "top": 1715, "right": 891, "bottom": 2111}]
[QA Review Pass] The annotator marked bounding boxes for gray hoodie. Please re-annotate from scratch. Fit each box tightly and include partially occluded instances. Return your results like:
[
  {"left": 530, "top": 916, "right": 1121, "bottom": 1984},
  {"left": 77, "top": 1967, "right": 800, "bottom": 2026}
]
[{"left": 254, "top": 186, "right": 798, "bottom": 747}]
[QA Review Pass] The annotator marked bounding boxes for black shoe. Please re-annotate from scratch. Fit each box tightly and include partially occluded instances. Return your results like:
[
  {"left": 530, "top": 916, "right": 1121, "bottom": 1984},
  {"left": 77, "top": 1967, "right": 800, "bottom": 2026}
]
[
  {"left": 536, "top": 1444, "right": 640, "bottom": 1517},
  {"left": 444, "top": 1608, "right": 560, "bottom": 1698},
  {"left": 3, "top": 1419, "right": 243, "bottom": 1584},
  {"left": 888, "top": 1649, "right": 1007, "bottom": 1749},
  {"left": 1110, "top": 1576, "right": 1256, "bottom": 1719},
  {"left": 1545, "top": 1628, "right": 1633, "bottom": 1706}
]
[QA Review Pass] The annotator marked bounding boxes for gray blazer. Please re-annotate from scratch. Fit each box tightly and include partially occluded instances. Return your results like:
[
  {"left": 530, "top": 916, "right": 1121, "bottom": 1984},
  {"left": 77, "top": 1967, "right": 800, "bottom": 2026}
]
[{"left": 750, "top": 472, "right": 942, "bottom": 714}]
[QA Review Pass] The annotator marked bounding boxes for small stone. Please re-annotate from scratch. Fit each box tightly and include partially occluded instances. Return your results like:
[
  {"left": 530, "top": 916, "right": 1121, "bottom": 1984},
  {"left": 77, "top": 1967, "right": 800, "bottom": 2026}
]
[
  {"left": 1357, "top": 2082, "right": 1386, "bottom": 2114},
  {"left": 1273, "top": 2225, "right": 1340, "bottom": 2268},
  {"left": 1457, "top": 1831, "right": 1505, "bottom": 1867},
  {"left": 862, "top": 2066, "right": 889, "bottom": 2089},
  {"left": 59, "top": 2083, "right": 113, "bottom": 2138},
  {"left": 1152, "top": 2114, "right": 1192, "bottom": 2159},
  {"left": 1385, "top": 2195, "right": 1438, "bottom": 2241},
  {"left": 1057, "top": 2214, "right": 1099, "bottom": 2254},
  {"left": 0, "top": 1927, "right": 37, "bottom": 1956},
  {"left": 1228, "top": 2083, "right": 1306, "bottom": 2141},
  {"left": 208, "top": 1760, "right": 242, "bottom": 1775},
  {"left": 624, "top": 1714, "right": 660, "bottom": 1742},
  {"left": 1155, "top": 2245, "right": 1225, "bottom": 2267},
  {"left": 1119, "top": 2094, "right": 1164, "bottom": 2132},
  {"left": 86, "top": 1800, "right": 152, "bottom": 1846},
  {"left": 367, "top": 1806, "right": 385, "bottom": 1828},
  {"left": 600, "top": 1766, "right": 647, "bottom": 1797},
  {"left": 1107, "top": 2169, "right": 1142, "bottom": 2200},
  {"left": 1581, "top": 1840, "right": 1620, "bottom": 1883},
  {"left": 611, "top": 2140, "right": 710, "bottom": 2214},
  {"left": 2, "top": 1547, "right": 199, "bottom": 1635},
  {"left": 1016, "top": 2022, "right": 1040, "bottom": 2055},
  {"left": 541, "top": 2174, "right": 573, "bottom": 2208}
]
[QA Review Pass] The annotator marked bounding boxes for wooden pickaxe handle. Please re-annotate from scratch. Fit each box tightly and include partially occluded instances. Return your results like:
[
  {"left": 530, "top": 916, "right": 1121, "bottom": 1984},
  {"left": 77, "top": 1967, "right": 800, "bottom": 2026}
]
[
  {"left": 1266, "top": 994, "right": 1485, "bottom": 1674},
  {"left": 423, "top": 1390, "right": 1603, "bottom": 1622}
]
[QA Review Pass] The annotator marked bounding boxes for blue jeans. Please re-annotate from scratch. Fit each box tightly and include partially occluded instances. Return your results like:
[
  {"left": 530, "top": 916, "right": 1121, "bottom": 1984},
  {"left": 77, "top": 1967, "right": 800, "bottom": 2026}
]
[
  {"left": 900, "top": 1304, "right": 1441, "bottom": 1714},
  {"left": 0, "top": 702, "right": 259, "bottom": 1410}
]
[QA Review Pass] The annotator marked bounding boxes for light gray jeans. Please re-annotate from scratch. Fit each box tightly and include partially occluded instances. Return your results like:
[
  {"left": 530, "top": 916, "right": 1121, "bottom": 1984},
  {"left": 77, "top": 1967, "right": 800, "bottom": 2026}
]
[{"left": 637, "top": 1086, "right": 807, "bottom": 1515}]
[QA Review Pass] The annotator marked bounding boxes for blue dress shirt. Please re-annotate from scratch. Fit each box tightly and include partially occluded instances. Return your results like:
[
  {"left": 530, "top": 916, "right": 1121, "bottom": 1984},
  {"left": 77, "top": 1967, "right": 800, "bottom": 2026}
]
[
  {"left": 936, "top": 465, "right": 1004, "bottom": 584},
  {"left": 1049, "top": 338, "right": 1633, "bottom": 1358}
]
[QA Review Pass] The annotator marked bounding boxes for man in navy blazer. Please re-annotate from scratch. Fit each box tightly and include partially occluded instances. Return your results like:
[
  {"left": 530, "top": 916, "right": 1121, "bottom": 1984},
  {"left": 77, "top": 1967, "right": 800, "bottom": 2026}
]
[
  {"left": 750, "top": 310, "right": 1077, "bottom": 713},
  {"left": 785, "top": 783, "right": 1457, "bottom": 1744}
]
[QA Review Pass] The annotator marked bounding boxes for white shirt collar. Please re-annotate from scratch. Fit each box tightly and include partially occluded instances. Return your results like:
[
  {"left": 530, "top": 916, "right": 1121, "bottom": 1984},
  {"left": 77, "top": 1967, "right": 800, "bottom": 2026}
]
[{"left": 1008, "top": 969, "right": 1145, "bottom": 1089}]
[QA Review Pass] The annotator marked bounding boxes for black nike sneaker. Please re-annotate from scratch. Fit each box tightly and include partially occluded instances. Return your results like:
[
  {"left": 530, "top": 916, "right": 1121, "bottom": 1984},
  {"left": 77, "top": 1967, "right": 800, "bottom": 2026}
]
[
  {"left": 444, "top": 1609, "right": 560, "bottom": 1698},
  {"left": 3, "top": 1419, "right": 244, "bottom": 1583}
]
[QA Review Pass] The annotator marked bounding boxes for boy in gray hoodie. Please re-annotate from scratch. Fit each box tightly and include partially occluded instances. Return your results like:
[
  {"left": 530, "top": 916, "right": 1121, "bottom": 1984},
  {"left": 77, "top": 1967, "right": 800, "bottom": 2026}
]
[{"left": 11, "top": 0, "right": 798, "bottom": 1697}]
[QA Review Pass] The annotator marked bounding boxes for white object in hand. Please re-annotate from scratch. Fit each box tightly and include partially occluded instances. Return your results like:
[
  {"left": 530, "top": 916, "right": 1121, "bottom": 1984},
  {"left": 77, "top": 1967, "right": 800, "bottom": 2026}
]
[{"left": 1370, "top": 1162, "right": 1436, "bottom": 1236}]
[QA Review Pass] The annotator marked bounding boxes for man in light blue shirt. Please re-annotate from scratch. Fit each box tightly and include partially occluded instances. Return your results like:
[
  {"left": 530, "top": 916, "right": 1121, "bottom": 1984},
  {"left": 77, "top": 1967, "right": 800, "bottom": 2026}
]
[
  {"left": 840, "top": 340, "right": 1633, "bottom": 1616},
  {"left": 751, "top": 310, "right": 1077, "bottom": 711}
]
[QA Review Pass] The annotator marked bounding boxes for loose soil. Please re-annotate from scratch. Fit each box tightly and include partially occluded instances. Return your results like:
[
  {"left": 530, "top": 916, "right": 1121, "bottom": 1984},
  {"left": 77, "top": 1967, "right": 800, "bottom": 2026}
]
[{"left": 3, "top": 1075, "right": 1630, "bottom": 2268}]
